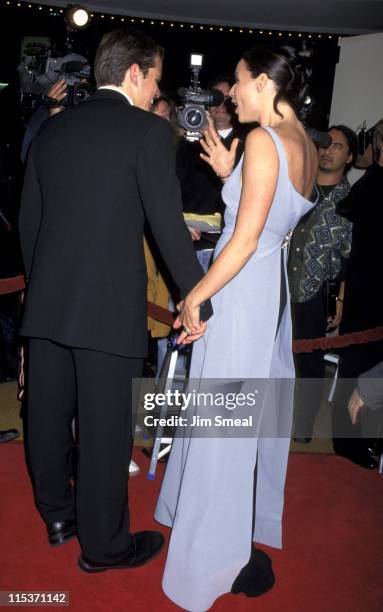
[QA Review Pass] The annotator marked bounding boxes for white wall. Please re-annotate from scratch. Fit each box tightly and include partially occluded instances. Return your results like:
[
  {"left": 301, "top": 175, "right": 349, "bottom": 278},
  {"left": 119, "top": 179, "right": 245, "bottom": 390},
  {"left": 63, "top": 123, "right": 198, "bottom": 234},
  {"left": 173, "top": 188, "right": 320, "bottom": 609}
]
[{"left": 329, "top": 33, "right": 383, "bottom": 184}]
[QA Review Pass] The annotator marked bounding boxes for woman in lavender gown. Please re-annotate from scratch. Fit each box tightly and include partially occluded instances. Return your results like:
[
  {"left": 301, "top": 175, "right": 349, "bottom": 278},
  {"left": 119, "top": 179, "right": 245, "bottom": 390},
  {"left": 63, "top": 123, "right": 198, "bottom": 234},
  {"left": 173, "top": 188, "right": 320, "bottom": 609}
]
[{"left": 155, "top": 45, "right": 318, "bottom": 611}]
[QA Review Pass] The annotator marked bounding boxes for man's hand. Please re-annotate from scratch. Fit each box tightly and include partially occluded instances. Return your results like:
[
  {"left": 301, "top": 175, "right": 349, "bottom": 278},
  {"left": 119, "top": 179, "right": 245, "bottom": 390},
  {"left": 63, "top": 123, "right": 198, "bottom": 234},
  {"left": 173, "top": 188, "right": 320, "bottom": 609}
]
[
  {"left": 47, "top": 78, "right": 67, "bottom": 102},
  {"left": 188, "top": 227, "right": 201, "bottom": 241},
  {"left": 327, "top": 300, "right": 343, "bottom": 329},
  {"left": 47, "top": 79, "right": 67, "bottom": 116},
  {"left": 199, "top": 116, "right": 238, "bottom": 179},
  {"left": 348, "top": 388, "right": 365, "bottom": 425},
  {"left": 173, "top": 314, "right": 207, "bottom": 345}
]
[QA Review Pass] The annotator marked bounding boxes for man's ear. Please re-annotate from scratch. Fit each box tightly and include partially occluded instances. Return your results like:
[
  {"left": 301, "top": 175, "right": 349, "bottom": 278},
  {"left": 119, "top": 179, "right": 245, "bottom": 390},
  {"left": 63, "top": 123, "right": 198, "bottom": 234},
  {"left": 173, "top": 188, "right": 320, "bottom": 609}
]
[{"left": 127, "top": 63, "right": 141, "bottom": 87}]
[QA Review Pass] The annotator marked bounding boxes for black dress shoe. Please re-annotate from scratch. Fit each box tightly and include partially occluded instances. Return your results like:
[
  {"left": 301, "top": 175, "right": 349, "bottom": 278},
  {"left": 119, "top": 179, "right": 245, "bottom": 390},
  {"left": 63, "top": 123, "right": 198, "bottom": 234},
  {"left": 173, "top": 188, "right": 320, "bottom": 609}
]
[
  {"left": 337, "top": 448, "right": 379, "bottom": 470},
  {"left": 293, "top": 437, "right": 312, "bottom": 444},
  {"left": 47, "top": 520, "right": 76, "bottom": 546},
  {"left": 78, "top": 530, "right": 165, "bottom": 573},
  {"left": 231, "top": 547, "right": 275, "bottom": 597},
  {"left": 0, "top": 429, "right": 20, "bottom": 444}
]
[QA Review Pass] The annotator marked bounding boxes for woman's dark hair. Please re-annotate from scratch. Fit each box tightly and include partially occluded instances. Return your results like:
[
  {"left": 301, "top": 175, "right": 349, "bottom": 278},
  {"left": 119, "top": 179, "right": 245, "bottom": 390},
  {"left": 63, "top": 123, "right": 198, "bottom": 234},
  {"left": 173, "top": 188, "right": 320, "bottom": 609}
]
[
  {"left": 241, "top": 44, "right": 312, "bottom": 119},
  {"left": 328, "top": 124, "right": 358, "bottom": 171},
  {"left": 94, "top": 29, "right": 164, "bottom": 87}
]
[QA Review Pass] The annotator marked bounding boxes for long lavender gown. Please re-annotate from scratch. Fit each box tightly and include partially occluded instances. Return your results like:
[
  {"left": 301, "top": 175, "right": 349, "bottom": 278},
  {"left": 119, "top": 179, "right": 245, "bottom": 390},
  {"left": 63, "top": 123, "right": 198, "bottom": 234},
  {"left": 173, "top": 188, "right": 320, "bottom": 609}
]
[{"left": 155, "top": 127, "right": 315, "bottom": 611}]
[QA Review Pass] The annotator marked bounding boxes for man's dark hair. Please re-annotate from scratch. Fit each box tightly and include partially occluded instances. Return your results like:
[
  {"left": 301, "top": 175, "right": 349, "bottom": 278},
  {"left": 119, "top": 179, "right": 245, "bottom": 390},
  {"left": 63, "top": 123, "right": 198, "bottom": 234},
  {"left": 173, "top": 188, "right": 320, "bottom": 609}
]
[
  {"left": 94, "top": 29, "right": 164, "bottom": 87},
  {"left": 208, "top": 75, "right": 234, "bottom": 90},
  {"left": 328, "top": 124, "right": 358, "bottom": 172}
]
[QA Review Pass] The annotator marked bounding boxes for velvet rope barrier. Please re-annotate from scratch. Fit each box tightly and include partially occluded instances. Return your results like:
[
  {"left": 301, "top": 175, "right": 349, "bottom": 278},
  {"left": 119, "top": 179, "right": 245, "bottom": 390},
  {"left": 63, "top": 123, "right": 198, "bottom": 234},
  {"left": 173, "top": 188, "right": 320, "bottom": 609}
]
[
  {"left": 0, "top": 275, "right": 26, "bottom": 295},
  {"left": 2, "top": 275, "right": 383, "bottom": 354}
]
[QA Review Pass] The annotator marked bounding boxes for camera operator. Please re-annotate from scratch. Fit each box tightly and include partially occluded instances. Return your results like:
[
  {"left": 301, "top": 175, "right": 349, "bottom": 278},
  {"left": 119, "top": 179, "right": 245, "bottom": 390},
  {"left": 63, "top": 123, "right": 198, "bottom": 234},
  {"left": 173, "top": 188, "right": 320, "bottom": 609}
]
[
  {"left": 176, "top": 76, "right": 244, "bottom": 215},
  {"left": 21, "top": 79, "right": 75, "bottom": 163}
]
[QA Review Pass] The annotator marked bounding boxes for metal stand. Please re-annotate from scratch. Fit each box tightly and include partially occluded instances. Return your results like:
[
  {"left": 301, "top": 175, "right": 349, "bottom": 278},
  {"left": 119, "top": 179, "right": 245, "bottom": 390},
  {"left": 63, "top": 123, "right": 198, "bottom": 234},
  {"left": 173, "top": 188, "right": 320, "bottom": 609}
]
[
  {"left": 147, "top": 334, "right": 186, "bottom": 480},
  {"left": 324, "top": 352, "right": 339, "bottom": 403}
]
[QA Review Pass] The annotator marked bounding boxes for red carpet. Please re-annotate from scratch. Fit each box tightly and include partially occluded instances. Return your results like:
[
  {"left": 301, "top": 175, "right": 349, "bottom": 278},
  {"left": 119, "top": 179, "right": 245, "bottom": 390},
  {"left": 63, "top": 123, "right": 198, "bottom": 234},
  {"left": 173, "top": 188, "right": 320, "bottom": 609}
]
[{"left": 1, "top": 443, "right": 382, "bottom": 611}]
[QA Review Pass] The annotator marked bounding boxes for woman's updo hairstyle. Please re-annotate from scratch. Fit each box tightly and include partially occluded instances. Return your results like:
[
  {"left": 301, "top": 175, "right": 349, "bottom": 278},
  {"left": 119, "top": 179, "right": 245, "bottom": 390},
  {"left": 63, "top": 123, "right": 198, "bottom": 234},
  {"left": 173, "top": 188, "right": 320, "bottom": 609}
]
[{"left": 242, "top": 44, "right": 312, "bottom": 119}]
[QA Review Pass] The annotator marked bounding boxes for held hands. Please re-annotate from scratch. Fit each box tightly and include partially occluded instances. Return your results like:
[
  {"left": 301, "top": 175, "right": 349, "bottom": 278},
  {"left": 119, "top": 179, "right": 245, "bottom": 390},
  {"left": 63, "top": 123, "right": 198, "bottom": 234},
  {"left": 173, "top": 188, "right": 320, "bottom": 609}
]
[
  {"left": 173, "top": 298, "right": 207, "bottom": 345},
  {"left": 199, "top": 115, "right": 238, "bottom": 179}
]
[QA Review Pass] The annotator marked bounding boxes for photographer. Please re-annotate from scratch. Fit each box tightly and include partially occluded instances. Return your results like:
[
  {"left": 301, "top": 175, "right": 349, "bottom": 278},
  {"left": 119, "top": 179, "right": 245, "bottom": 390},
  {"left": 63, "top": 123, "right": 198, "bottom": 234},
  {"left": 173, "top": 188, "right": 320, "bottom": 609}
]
[
  {"left": 176, "top": 76, "right": 243, "bottom": 215},
  {"left": 332, "top": 119, "right": 383, "bottom": 468},
  {"left": 21, "top": 79, "right": 75, "bottom": 163},
  {"left": 288, "top": 125, "right": 357, "bottom": 443}
]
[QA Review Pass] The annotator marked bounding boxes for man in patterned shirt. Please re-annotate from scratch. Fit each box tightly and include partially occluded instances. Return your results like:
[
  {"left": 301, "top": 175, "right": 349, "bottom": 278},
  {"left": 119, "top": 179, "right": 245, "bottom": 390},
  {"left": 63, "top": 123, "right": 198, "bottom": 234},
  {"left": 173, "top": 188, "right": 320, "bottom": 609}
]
[{"left": 289, "top": 125, "right": 358, "bottom": 443}]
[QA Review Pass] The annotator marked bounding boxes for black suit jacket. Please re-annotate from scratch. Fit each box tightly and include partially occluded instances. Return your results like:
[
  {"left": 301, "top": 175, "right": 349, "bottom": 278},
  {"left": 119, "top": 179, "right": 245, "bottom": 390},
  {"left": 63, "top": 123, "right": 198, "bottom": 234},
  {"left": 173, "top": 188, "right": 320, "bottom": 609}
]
[{"left": 19, "top": 89, "right": 212, "bottom": 358}]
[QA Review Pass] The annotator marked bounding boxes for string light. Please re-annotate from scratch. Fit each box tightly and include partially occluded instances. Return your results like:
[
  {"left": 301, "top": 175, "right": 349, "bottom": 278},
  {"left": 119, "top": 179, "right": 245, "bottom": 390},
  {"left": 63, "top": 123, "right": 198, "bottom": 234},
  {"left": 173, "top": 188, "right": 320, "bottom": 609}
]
[{"left": 2, "top": 0, "right": 343, "bottom": 39}]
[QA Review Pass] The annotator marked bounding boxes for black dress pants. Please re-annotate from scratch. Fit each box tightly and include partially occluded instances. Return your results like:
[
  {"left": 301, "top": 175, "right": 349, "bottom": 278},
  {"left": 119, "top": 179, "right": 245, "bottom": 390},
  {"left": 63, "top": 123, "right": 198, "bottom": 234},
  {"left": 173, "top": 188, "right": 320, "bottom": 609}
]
[
  {"left": 291, "top": 288, "right": 328, "bottom": 438},
  {"left": 332, "top": 341, "right": 383, "bottom": 457},
  {"left": 24, "top": 338, "right": 143, "bottom": 562}
]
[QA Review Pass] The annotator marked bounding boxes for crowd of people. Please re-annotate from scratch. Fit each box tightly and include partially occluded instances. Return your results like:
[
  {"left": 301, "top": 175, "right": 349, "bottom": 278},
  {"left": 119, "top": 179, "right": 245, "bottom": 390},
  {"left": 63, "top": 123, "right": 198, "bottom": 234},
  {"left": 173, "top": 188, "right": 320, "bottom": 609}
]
[{"left": 0, "top": 25, "right": 382, "bottom": 610}]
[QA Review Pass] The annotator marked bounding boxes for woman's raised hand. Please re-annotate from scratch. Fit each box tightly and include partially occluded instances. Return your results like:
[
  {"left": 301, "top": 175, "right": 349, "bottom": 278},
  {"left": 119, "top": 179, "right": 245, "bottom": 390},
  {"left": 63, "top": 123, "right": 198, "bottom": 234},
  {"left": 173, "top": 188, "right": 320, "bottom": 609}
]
[{"left": 199, "top": 115, "right": 239, "bottom": 179}]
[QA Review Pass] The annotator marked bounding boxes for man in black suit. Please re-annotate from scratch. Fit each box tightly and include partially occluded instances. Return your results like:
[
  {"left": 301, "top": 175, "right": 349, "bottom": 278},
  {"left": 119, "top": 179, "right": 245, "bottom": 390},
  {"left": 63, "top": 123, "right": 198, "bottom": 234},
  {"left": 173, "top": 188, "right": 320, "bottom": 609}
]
[{"left": 19, "top": 29, "right": 212, "bottom": 572}]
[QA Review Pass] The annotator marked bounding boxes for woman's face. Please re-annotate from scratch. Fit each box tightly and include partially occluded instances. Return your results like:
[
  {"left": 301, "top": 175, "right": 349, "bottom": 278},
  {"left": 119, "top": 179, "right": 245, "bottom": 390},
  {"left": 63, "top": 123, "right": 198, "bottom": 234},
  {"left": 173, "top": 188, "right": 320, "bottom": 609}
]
[{"left": 230, "top": 59, "right": 260, "bottom": 123}]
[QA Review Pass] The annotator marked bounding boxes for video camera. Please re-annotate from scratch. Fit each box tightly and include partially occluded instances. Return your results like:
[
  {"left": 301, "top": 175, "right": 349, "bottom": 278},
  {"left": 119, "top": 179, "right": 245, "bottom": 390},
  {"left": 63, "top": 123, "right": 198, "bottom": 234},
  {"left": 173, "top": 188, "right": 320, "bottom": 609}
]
[
  {"left": 18, "top": 43, "right": 92, "bottom": 111},
  {"left": 177, "top": 54, "right": 224, "bottom": 141}
]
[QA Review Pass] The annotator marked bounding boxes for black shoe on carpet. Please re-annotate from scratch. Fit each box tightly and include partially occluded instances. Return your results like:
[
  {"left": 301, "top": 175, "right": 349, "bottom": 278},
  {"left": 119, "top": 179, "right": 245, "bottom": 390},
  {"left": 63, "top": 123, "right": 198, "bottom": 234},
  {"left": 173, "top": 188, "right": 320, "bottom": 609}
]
[
  {"left": 78, "top": 530, "right": 165, "bottom": 573},
  {"left": 0, "top": 429, "right": 20, "bottom": 444},
  {"left": 293, "top": 437, "right": 312, "bottom": 444},
  {"left": 47, "top": 520, "right": 76, "bottom": 546},
  {"left": 231, "top": 547, "right": 275, "bottom": 597},
  {"left": 336, "top": 448, "right": 379, "bottom": 470}
]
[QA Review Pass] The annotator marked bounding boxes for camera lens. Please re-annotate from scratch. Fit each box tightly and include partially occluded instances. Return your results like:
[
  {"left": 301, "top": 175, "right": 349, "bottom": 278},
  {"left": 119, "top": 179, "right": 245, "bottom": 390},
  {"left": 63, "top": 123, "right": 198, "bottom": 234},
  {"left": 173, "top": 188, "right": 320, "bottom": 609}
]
[{"left": 185, "top": 108, "right": 203, "bottom": 129}]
